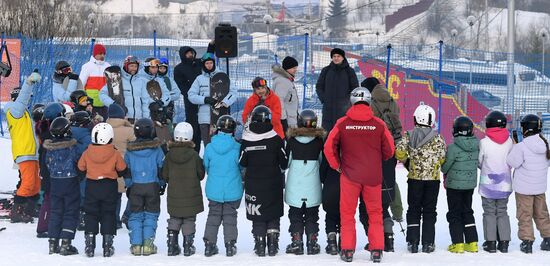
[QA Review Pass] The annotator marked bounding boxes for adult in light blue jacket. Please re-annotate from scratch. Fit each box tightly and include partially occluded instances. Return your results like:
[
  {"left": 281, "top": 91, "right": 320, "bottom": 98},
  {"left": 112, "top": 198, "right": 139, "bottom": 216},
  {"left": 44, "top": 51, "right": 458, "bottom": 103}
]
[
  {"left": 187, "top": 53, "right": 237, "bottom": 145},
  {"left": 99, "top": 57, "right": 150, "bottom": 122},
  {"left": 158, "top": 57, "right": 181, "bottom": 102},
  {"left": 52, "top": 61, "right": 83, "bottom": 103},
  {"left": 139, "top": 58, "right": 171, "bottom": 106},
  {"left": 203, "top": 132, "right": 243, "bottom": 202}
]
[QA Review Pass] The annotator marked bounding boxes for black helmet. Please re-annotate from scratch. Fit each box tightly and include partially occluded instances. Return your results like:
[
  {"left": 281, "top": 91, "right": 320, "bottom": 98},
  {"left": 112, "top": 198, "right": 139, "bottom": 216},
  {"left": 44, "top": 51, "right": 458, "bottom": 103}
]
[
  {"left": 134, "top": 118, "right": 156, "bottom": 139},
  {"left": 70, "top": 90, "right": 88, "bottom": 106},
  {"left": 55, "top": 61, "right": 70, "bottom": 72},
  {"left": 108, "top": 103, "right": 126, "bottom": 119},
  {"left": 298, "top": 109, "right": 318, "bottom": 128},
  {"left": 71, "top": 111, "right": 92, "bottom": 127},
  {"left": 10, "top": 87, "right": 20, "bottom": 101},
  {"left": 485, "top": 111, "right": 507, "bottom": 129},
  {"left": 251, "top": 105, "right": 272, "bottom": 124},
  {"left": 216, "top": 115, "right": 237, "bottom": 134},
  {"left": 520, "top": 114, "right": 542, "bottom": 136},
  {"left": 453, "top": 116, "right": 474, "bottom": 137},
  {"left": 49, "top": 117, "right": 72, "bottom": 139},
  {"left": 43, "top": 103, "right": 66, "bottom": 121},
  {"left": 31, "top": 104, "right": 45, "bottom": 122}
]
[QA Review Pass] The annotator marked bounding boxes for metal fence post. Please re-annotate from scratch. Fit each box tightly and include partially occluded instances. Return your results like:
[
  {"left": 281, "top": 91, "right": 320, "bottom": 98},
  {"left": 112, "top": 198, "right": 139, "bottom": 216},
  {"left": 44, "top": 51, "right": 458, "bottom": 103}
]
[
  {"left": 385, "top": 44, "right": 392, "bottom": 89},
  {"left": 303, "top": 33, "right": 309, "bottom": 109},
  {"left": 153, "top": 30, "right": 157, "bottom": 58},
  {"left": 0, "top": 32, "right": 5, "bottom": 136},
  {"left": 89, "top": 38, "right": 96, "bottom": 56},
  {"left": 438, "top": 40, "right": 443, "bottom": 134}
]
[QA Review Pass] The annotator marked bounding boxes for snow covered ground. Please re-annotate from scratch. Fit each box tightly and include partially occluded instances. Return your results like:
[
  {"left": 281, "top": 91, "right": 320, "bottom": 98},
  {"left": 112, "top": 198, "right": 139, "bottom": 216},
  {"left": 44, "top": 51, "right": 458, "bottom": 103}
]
[{"left": 1, "top": 137, "right": 549, "bottom": 265}]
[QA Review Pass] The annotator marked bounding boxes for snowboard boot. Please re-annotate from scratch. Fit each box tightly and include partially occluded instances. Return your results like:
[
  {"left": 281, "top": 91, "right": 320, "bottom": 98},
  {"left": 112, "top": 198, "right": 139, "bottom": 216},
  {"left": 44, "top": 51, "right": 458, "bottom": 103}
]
[
  {"left": 254, "top": 235, "right": 266, "bottom": 257},
  {"left": 204, "top": 239, "right": 219, "bottom": 257},
  {"left": 183, "top": 234, "right": 196, "bottom": 256},
  {"left": 167, "top": 230, "right": 181, "bottom": 256},
  {"left": 285, "top": 232, "right": 304, "bottom": 255},
  {"left": 325, "top": 232, "right": 339, "bottom": 255},
  {"left": 102, "top": 234, "right": 115, "bottom": 257},
  {"left": 48, "top": 238, "right": 60, "bottom": 255},
  {"left": 448, "top": 243, "right": 465, "bottom": 253},
  {"left": 384, "top": 233, "right": 394, "bottom": 252},
  {"left": 84, "top": 233, "right": 96, "bottom": 257},
  {"left": 407, "top": 241, "right": 419, "bottom": 253},
  {"left": 267, "top": 229, "right": 279, "bottom": 256},
  {"left": 497, "top": 240, "right": 509, "bottom": 253},
  {"left": 37, "top": 232, "right": 48, "bottom": 238},
  {"left": 340, "top": 249, "right": 354, "bottom": 262},
  {"left": 306, "top": 233, "right": 321, "bottom": 255},
  {"left": 142, "top": 238, "right": 158, "bottom": 256},
  {"left": 541, "top": 238, "right": 550, "bottom": 251},
  {"left": 422, "top": 243, "right": 435, "bottom": 253},
  {"left": 520, "top": 240, "right": 533, "bottom": 254},
  {"left": 464, "top": 242, "right": 478, "bottom": 253},
  {"left": 24, "top": 197, "right": 39, "bottom": 218},
  {"left": 483, "top": 241, "right": 497, "bottom": 253},
  {"left": 10, "top": 202, "right": 33, "bottom": 223},
  {"left": 59, "top": 239, "right": 79, "bottom": 256},
  {"left": 77, "top": 210, "right": 85, "bottom": 231},
  {"left": 370, "top": 249, "right": 383, "bottom": 263},
  {"left": 130, "top": 245, "right": 142, "bottom": 256},
  {"left": 225, "top": 240, "right": 237, "bottom": 257}
]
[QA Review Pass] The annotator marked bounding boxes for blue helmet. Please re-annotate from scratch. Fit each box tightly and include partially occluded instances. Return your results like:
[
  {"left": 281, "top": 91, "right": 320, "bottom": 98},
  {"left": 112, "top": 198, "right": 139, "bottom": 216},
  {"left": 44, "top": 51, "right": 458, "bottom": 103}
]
[
  {"left": 159, "top": 57, "right": 169, "bottom": 67},
  {"left": 43, "top": 102, "right": 66, "bottom": 121}
]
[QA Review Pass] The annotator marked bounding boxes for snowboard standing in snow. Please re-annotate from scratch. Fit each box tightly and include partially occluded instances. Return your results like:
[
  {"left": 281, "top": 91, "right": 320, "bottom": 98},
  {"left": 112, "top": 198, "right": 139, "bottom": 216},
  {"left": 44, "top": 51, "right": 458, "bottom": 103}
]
[
  {"left": 104, "top": 66, "right": 125, "bottom": 106},
  {"left": 209, "top": 72, "right": 230, "bottom": 133},
  {"left": 146, "top": 79, "right": 171, "bottom": 144}
]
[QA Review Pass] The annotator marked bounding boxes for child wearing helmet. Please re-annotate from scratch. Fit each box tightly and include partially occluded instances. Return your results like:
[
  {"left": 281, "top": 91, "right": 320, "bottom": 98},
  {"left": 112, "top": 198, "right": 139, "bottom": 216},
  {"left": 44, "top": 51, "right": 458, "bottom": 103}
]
[
  {"left": 239, "top": 105, "right": 289, "bottom": 257},
  {"left": 478, "top": 110, "right": 513, "bottom": 253},
  {"left": 202, "top": 115, "right": 243, "bottom": 257},
  {"left": 395, "top": 102, "right": 446, "bottom": 254},
  {"left": 284, "top": 109, "right": 326, "bottom": 256},
  {"left": 78, "top": 122, "right": 128, "bottom": 257},
  {"left": 506, "top": 114, "right": 550, "bottom": 253},
  {"left": 161, "top": 122, "right": 205, "bottom": 257},
  {"left": 441, "top": 116, "right": 480, "bottom": 253},
  {"left": 124, "top": 118, "right": 165, "bottom": 256},
  {"left": 44, "top": 117, "right": 80, "bottom": 256}
]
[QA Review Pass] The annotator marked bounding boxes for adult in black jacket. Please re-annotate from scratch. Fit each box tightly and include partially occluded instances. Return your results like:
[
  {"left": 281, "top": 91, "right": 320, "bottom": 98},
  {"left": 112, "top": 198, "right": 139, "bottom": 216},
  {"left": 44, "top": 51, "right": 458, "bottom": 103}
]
[
  {"left": 173, "top": 42, "right": 215, "bottom": 151},
  {"left": 240, "top": 105, "right": 288, "bottom": 257}
]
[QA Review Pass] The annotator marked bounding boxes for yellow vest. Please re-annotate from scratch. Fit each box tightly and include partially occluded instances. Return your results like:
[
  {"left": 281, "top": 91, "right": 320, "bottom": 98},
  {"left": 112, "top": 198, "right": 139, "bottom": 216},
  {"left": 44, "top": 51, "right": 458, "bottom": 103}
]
[{"left": 6, "top": 110, "right": 38, "bottom": 162}]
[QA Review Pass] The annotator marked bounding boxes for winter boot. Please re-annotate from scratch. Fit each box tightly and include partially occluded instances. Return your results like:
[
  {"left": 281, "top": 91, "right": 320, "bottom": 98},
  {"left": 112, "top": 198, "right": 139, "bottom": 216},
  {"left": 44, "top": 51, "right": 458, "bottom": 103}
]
[
  {"left": 483, "top": 241, "right": 497, "bottom": 253},
  {"left": 370, "top": 249, "right": 383, "bottom": 263},
  {"left": 130, "top": 245, "right": 142, "bottom": 256},
  {"left": 497, "top": 240, "right": 509, "bottom": 253},
  {"left": 142, "top": 238, "right": 158, "bottom": 256},
  {"left": 448, "top": 243, "right": 465, "bottom": 253},
  {"left": 10, "top": 202, "right": 33, "bottom": 223},
  {"left": 422, "top": 243, "right": 435, "bottom": 253},
  {"left": 306, "top": 233, "right": 321, "bottom": 255},
  {"left": 48, "top": 238, "right": 60, "bottom": 255},
  {"left": 254, "top": 235, "right": 266, "bottom": 257},
  {"left": 325, "top": 232, "right": 339, "bottom": 255},
  {"left": 37, "top": 232, "right": 48, "bottom": 238},
  {"left": 225, "top": 240, "right": 237, "bottom": 257},
  {"left": 464, "top": 242, "right": 478, "bottom": 253},
  {"left": 286, "top": 232, "right": 304, "bottom": 255},
  {"left": 407, "top": 241, "right": 419, "bottom": 253},
  {"left": 541, "top": 238, "right": 550, "bottom": 251},
  {"left": 267, "top": 229, "right": 279, "bottom": 256},
  {"left": 84, "top": 233, "right": 96, "bottom": 257},
  {"left": 59, "top": 239, "right": 79, "bottom": 256},
  {"left": 167, "top": 230, "right": 181, "bottom": 256},
  {"left": 77, "top": 210, "right": 85, "bottom": 231},
  {"left": 102, "top": 234, "right": 115, "bottom": 257},
  {"left": 340, "top": 249, "right": 354, "bottom": 262},
  {"left": 183, "top": 234, "right": 196, "bottom": 256},
  {"left": 204, "top": 239, "right": 219, "bottom": 257},
  {"left": 384, "top": 233, "right": 394, "bottom": 252},
  {"left": 24, "top": 197, "right": 39, "bottom": 218},
  {"left": 520, "top": 240, "right": 533, "bottom": 254}
]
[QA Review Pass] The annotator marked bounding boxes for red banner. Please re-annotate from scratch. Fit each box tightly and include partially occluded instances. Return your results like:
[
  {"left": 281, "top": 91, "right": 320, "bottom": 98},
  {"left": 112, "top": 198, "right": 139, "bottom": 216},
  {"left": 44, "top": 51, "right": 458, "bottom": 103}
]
[{"left": 1, "top": 39, "right": 21, "bottom": 102}]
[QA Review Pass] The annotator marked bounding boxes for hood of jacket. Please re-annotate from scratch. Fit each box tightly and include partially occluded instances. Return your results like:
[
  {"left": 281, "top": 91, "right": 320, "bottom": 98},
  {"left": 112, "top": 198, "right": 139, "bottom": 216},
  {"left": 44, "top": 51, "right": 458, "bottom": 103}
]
[
  {"left": 43, "top": 138, "right": 77, "bottom": 150},
  {"left": 107, "top": 118, "right": 132, "bottom": 128},
  {"left": 486, "top": 127, "right": 510, "bottom": 144},
  {"left": 89, "top": 55, "right": 106, "bottom": 65},
  {"left": 200, "top": 68, "right": 220, "bottom": 77},
  {"left": 166, "top": 141, "right": 196, "bottom": 164},
  {"left": 409, "top": 127, "right": 438, "bottom": 149},
  {"left": 210, "top": 132, "right": 239, "bottom": 155},
  {"left": 453, "top": 136, "right": 479, "bottom": 152},
  {"left": 329, "top": 58, "right": 350, "bottom": 70},
  {"left": 371, "top": 84, "right": 392, "bottom": 102},
  {"left": 85, "top": 144, "right": 118, "bottom": 164},
  {"left": 139, "top": 68, "right": 157, "bottom": 81},
  {"left": 345, "top": 104, "right": 374, "bottom": 122},
  {"left": 122, "top": 68, "right": 139, "bottom": 80},
  {"left": 127, "top": 138, "right": 162, "bottom": 157},
  {"left": 523, "top": 134, "right": 548, "bottom": 154},
  {"left": 179, "top": 46, "right": 196, "bottom": 63},
  {"left": 272, "top": 65, "right": 294, "bottom": 80},
  {"left": 288, "top": 127, "right": 325, "bottom": 144}
]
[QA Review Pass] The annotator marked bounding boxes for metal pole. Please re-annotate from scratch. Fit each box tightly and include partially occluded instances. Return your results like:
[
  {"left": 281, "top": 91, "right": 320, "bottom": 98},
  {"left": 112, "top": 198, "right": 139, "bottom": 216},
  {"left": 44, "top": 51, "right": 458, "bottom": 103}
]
[
  {"left": 130, "top": 0, "right": 134, "bottom": 39},
  {"left": 303, "top": 33, "right": 309, "bottom": 109},
  {"left": 153, "top": 30, "right": 157, "bottom": 58},
  {"left": 438, "top": 40, "right": 443, "bottom": 134},
  {"left": 89, "top": 38, "right": 96, "bottom": 56},
  {"left": 0, "top": 32, "right": 5, "bottom": 136},
  {"left": 543, "top": 37, "right": 545, "bottom": 77},
  {"left": 386, "top": 44, "right": 392, "bottom": 89},
  {"left": 486, "top": 0, "right": 489, "bottom": 50},
  {"left": 452, "top": 36, "right": 456, "bottom": 80},
  {"left": 507, "top": 0, "right": 515, "bottom": 117}
]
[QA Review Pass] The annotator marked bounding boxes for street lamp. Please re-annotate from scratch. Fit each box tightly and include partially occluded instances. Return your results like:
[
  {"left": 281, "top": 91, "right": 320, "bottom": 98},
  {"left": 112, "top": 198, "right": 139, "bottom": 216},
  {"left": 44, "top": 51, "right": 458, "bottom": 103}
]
[
  {"left": 451, "top": 29, "right": 458, "bottom": 80},
  {"left": 540, "top": 28, "right": 548, "bottom": 78},
  {"left": 264, "top": 14, "right": 273, "bottom": 53},
  {"left": 466, "top": 16, "right": 476, "bottom": 111},
  {"left": 376, "top": 31, "right": 380, "bottom": 46}
]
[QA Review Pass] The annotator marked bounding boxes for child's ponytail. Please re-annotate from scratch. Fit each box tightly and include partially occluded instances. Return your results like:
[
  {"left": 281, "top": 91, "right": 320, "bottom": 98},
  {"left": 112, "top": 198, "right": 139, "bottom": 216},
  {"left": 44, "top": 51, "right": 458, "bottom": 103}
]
[{"left": 539, "top": 133, "right": 550, "bottom": 160}]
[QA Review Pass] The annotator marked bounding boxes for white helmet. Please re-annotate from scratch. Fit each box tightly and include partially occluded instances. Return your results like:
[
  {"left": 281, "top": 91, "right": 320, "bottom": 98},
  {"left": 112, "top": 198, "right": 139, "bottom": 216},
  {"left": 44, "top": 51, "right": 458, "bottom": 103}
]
[
  {"left": 350, "top": 87, "right": 372, "bottom": 105},
  {"left": 63, "top": 103, "right": 74, "bottom": 116},
  {"left": 174, "top": 122, "right": 194, "bottom": 142},
  {"left": 413, "top": 102, "right": 436, "bottom": 127},
  {"left": 91, "top": 123, "right": 114, "bottom": 145}
]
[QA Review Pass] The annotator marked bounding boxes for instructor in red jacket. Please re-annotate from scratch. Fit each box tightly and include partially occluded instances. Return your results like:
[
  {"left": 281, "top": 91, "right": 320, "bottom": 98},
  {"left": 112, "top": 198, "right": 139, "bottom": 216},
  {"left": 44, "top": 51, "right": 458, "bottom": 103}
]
[{"left": 324, "top": 87, "right": 394, "bottom": 263}]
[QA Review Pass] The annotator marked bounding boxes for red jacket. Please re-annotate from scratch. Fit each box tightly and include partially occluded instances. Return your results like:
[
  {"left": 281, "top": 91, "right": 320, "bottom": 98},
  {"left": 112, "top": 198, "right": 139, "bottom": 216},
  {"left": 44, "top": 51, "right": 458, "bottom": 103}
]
[
  {"left": 242, "top": 90, "right": 284, "bottom": 138},
  {"left": 324, "top": 104, "right": 395, "bottom": 186}
]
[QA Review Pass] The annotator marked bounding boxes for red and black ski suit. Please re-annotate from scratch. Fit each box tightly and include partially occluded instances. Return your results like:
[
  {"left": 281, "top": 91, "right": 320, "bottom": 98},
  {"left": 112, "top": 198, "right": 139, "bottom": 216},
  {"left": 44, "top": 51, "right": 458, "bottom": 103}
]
[{"left": 324, "top": 104, "right": 394, "bottom": 251}]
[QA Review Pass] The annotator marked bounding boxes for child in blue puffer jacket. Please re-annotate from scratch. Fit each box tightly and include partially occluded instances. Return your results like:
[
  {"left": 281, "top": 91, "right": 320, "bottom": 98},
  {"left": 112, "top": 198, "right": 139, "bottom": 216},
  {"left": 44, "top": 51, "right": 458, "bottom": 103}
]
[
  {"left": 202, "top": 115, "right": 243, "bottom": 257},
  {"left": 70, "top": 110, "right": 93, "bottom": 231},
  {"left": 124, "top": 118, "right": 166, "bottom": 256}
]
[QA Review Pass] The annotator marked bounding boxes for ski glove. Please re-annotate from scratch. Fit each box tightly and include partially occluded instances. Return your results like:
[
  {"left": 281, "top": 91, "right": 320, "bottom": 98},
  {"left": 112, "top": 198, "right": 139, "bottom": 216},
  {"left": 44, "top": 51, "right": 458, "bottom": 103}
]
[
  {"left": 159, "top": 184, "right": 166, "bottom": 195},
  {"left": 68, "top": 73, "right": 79, "bottom": 80},
  {"left": 204, "top": 96, "right": 217, "bottom": 105},
  {"left": 26, "top": 72, "right": 41, "bottom": 85}
]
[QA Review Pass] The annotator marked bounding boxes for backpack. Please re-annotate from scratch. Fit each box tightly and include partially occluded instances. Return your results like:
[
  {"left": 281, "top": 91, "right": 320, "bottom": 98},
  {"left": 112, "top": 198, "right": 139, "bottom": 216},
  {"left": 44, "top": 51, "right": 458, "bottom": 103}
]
[{"left": 371, "top": 98, "right": 402, "bottom": 141}]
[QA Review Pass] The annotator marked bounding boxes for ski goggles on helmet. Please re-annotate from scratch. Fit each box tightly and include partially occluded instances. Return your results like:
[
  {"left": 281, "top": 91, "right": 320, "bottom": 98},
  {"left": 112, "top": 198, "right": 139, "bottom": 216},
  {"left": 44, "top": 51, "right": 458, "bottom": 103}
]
[
  {"left": 144, "top": 59, "right": 160, "bottom": 67},
  {"left": 57, "top": 66, "right": 72, "bottom": 75},
  {"left": 78, "top": 95, "right": 93, "bottom": 106},
  {"left": 252, "top": 78, "right": 267, "bottom": 88}
]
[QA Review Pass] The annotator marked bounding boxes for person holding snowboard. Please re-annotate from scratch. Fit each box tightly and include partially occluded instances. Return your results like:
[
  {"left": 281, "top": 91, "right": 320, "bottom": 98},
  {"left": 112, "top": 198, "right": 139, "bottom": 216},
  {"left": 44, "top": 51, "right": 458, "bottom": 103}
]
[
  {"left": 52, "top": 60, "right": 83, "bottom": 103},
  {"left": 141, "top": 57, "right": 173, "bottom": 144},
  {"left": 79, "top": 43, "right": 111, "bottom": 118}
]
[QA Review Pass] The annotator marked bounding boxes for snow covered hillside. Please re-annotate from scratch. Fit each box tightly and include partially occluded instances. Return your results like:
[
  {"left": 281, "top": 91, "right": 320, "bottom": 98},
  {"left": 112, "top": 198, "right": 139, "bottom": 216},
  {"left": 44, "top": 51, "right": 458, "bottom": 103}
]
[{"left": 0, "top": 137, "right": 549, "bottom": 265}]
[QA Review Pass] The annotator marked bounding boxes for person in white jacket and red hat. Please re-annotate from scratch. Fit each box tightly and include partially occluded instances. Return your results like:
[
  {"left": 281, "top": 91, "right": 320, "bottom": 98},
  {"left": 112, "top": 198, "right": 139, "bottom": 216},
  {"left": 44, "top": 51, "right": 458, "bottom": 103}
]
[{"left": 79, "top": 43, "right": 111, "bottom": 118}]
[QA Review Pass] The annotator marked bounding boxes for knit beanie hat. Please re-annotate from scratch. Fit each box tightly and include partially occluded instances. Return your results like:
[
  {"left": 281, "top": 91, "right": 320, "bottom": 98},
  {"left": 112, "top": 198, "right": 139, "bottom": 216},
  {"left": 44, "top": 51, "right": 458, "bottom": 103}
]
[
  {"left": 330, "top": 48, "right": 345, "bottom": 58},
  {"left": 93, "top": 44, "right": 106, "bottom": 57},
  {"left": 282, "top": 56, "right": 298, "bottom": 70}
]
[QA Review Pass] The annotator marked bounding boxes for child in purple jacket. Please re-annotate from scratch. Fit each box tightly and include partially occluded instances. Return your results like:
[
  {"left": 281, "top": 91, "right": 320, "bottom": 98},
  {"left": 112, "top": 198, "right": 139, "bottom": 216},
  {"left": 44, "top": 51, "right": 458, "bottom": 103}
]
[{"left": 506, "top": 114, "right": 550, "bottom": 254}]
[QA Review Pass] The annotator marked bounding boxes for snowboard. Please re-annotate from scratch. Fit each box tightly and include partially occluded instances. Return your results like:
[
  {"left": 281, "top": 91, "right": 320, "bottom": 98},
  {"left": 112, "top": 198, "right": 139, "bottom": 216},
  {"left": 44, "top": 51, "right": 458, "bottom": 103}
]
[
  {"left": 104, "top": 65, "right": 124, "bottom": 106},
  {"left": 210, "top": 72, "right": 231, "bottom": 134},
  {"left": 146, "top": 79, "right": 172, "bottom": 144},
  {"left": 0, "top": 198, "right": 13, "bottom": 221}
]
